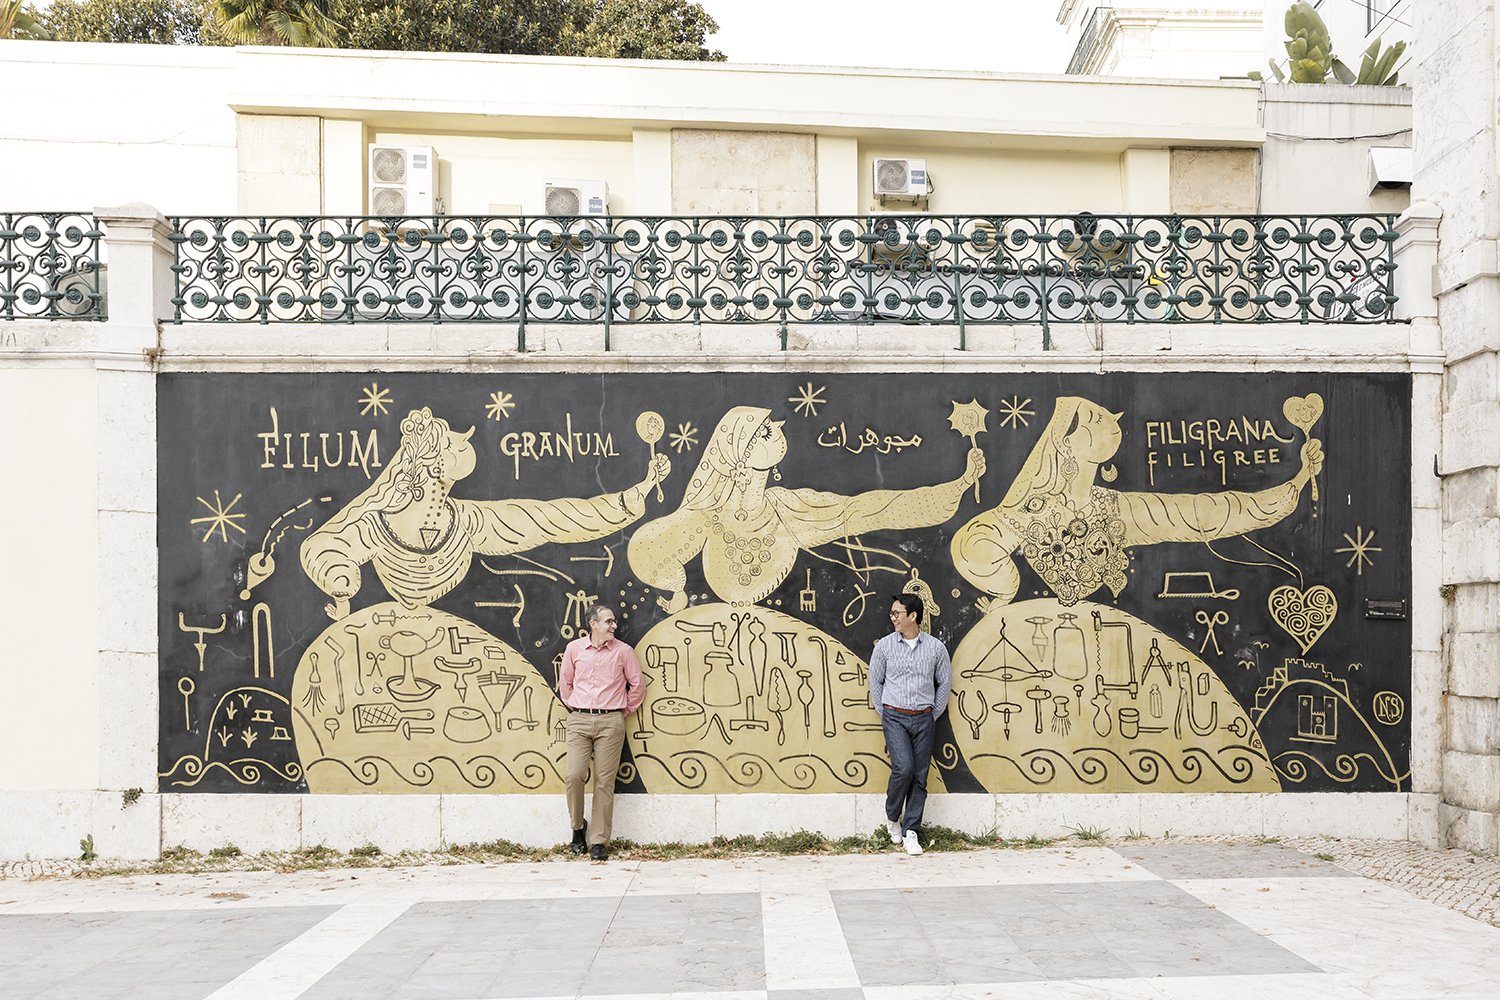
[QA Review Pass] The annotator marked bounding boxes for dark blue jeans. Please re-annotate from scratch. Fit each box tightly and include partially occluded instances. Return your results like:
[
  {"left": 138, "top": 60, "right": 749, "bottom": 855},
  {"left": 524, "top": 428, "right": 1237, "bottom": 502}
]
[{"left": 882, "top": 708, "right": 936, "bottom": 835}]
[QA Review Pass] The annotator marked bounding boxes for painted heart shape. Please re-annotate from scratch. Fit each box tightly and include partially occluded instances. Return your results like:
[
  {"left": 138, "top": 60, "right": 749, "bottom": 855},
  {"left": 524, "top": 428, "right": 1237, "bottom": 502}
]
[
  {"left": 1282, "top": 393, "right": 1325, "bottom": 433},
  {"left": 1267, "top": 584, "right": 1338, "bottom": 654}
]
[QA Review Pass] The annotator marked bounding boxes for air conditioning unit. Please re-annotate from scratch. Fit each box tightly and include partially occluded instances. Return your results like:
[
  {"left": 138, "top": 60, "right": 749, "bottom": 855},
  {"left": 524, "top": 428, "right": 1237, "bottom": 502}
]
[
  {"left": 368, "top": 144, "right": 436, "bottom": 218},
  {"left": 541, "top": 179, "right": 609, "bottom": 217},
  {"left": 873, "top": 157, "right": 929, "bottom": 199}
]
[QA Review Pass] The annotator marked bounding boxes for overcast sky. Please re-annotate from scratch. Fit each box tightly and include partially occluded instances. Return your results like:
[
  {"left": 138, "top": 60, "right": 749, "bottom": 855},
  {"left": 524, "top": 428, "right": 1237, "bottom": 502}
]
[{"left": 700, "top": 1, "right": 1075, "bottom": 75}]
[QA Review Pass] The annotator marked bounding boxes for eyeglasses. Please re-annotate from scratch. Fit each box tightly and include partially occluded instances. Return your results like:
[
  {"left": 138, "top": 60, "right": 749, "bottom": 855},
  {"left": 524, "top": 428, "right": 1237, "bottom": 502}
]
[{"left": 890, "top": 610, "right": 912, "bottom": 619}]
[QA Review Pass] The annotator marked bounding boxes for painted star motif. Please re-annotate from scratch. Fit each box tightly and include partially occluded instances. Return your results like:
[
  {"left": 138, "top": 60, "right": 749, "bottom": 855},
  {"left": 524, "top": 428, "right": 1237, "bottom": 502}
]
[
  {"left": 669, "top": 421, "right": 699, "bottom": 453},
  {"left": 788, "top": 382, "right": 827, "bottom": 418},
  {"left": 1335, "top": 525, "right": 1382, "bottom": 576},
  {"left": 998, "top": 395, "right": 1034, "bottom": 430},
  {"left": 358, "top": 382, "right": 392, "bottom": 416},
  {"left": 191, "top": 490, "right": 247, "bottom": 544},
  {"left": 485, "top": 390, "right": 516, "bottom": 421}
]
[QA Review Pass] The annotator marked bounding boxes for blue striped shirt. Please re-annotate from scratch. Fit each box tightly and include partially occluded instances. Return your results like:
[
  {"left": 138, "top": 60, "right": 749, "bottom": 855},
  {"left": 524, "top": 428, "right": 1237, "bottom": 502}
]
[{"left": 869, "top": 631, "right": 952, "bottom": 719}]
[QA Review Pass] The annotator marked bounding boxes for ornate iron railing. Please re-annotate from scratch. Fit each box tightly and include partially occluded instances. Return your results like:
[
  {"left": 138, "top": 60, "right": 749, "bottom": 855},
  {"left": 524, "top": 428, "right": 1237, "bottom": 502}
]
[
  {"left": 0, "top": 213, "right": 105, "bottom": 321},
  {"left": 168, "top": 215, "right": 1399, "bottom": 346}
]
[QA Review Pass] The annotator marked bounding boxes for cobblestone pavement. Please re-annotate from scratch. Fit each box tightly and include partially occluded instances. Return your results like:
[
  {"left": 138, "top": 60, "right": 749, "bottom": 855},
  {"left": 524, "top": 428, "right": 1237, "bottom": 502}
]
[{"left": 1285, "top": 836, "right": 1500, "bottom": 928}]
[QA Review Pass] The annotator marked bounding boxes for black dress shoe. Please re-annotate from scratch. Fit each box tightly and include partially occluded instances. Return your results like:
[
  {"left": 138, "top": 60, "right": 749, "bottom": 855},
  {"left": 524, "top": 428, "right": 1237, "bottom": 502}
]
[
  {"left": 590, "top": 843, "right": 607, "bottom": 862},
  {"left": 570, "top": 823, "right": 587, "bottom": 855}
]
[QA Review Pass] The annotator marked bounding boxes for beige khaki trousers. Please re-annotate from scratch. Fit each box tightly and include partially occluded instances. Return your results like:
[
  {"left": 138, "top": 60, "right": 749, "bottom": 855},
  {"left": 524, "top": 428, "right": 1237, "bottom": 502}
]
[{"left": 565, "top": 710, "right": 627, "bottom": 845}]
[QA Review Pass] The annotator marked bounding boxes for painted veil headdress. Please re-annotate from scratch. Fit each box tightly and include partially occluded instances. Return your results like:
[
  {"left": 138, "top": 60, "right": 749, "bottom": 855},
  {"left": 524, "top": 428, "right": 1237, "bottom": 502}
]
[
  {"left": 996, "top": 396, "right": 1129, "bottom": 606},
  {"left": 677, "top": 405, "right": 774, "bottom": 513}
]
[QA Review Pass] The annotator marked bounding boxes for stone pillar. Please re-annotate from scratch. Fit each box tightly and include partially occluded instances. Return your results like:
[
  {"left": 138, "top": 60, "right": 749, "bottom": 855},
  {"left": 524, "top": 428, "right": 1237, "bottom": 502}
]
[
  {"left": 1413, "top": 1, "right": 1500, "bottom": 853},
  {"left": 96, "top": 203, "right": 176, "bottom": 339},
  {"left": 92, "top": 204, "right": 170, "bottom": 857},
  {"left": 1394, "top": 204, "right": 1446, "bottom": 845}
]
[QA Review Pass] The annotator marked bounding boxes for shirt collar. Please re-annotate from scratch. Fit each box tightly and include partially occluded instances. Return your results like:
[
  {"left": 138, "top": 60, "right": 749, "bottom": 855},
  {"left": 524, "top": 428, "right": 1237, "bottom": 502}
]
[{"left": 586, "top": 635, "right": 615, "bottom": 650}]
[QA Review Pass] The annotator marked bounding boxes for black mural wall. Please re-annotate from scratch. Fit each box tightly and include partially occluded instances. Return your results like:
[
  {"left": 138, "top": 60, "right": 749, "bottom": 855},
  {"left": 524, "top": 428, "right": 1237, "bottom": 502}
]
[{"left": 158, "top": 372, "right": 1411, "bottom": 795}]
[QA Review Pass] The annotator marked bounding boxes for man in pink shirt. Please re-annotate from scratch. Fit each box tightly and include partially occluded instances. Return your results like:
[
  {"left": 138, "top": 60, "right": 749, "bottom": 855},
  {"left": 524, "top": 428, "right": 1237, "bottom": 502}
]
[{"left": 557, "top": 603, "right": 644, "bottom": 861}]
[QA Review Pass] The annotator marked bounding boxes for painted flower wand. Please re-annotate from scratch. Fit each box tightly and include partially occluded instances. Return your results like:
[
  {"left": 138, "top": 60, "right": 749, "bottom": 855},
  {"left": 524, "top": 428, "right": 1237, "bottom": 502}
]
[
  {"left": 635, "top": 410, "right": 666, "bottom": 501},
  {"left": 947, "top": 398, "right": 989, "bottom": 503}
]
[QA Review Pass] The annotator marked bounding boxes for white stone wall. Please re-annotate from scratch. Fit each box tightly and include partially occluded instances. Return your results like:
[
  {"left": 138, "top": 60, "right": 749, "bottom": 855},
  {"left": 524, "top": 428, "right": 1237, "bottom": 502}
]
[
  {"left": 1413, "top": 0, "right": 1500, "bottom": 855},
  {"left": 1261, "top": 83, "right": 1412, "bottom": 215},
  {"left": 0, "top": 234, "right": 1442, "bottom": 859},
  {"left": 0, "top": 42, "right": 237, "bottom": 213}
]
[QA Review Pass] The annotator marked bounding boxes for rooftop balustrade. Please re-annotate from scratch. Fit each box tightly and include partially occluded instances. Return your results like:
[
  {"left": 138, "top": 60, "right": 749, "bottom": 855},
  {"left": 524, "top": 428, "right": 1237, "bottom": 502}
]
[
  {"left": 3, "top": 213, "right": 1402, "bottom": 347},
  {"left": 0, "top": 213, "right": 105, "bottom": 321}
]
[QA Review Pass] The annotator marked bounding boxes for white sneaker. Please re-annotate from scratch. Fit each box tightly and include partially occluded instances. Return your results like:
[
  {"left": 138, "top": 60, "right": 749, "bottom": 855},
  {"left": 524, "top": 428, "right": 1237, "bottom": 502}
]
[
  {"left": 903, "top": 831, "right": 923, "bottom": 856},
  {"left": 885, "top": 820, "right": 901, "bottom": 844}
]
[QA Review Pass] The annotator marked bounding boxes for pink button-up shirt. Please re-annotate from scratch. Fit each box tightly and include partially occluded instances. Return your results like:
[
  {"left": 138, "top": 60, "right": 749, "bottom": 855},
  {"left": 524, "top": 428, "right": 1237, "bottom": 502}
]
[{"left": 558, "top": 636, "right": 645, "bottom": 713}]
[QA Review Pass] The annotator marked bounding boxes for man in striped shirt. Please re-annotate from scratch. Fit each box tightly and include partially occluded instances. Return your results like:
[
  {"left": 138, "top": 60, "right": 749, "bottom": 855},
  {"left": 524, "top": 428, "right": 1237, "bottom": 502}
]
[{"left": 869, "top": 592, "right": 953, "bottom": 856}]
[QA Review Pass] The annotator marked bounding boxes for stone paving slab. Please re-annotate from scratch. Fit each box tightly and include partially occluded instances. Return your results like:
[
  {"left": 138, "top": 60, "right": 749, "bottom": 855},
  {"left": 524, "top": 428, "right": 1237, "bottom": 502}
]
[
  {"left": 0, "top": 905, "right": 336, "bottom": 1000},
  {"left": 1113, "top": 842, "right": 1356, "bottom": 880}
]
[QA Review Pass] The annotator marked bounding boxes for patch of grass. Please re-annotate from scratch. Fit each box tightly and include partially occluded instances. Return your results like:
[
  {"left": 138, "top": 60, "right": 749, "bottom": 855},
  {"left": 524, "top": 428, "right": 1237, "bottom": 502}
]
[
  {"left": 1314, "top": 852, "right": 1337, "bottom": 862},
  {"left": 78, "top": 836, "right": 96, "bottom": 863},
  {"left": 1258, "top": 836, "right": 1282, "bottom": 845},
  {"left": 920, "top": 825, "right": 1005, "bottom": 852},
  {"left": 830, "top": 832, "right": 885, "bottom": 853},
  {"left": 208, "top": 844, "right": 242, "bottom": 859},
  {"left": 1122, "top": 827, "right": 1146, "bottom": 841},
  {"left": 765, "top": 830, "right": 831, "bottom": 854},
  {"left": 349, "top": 843, "right": 382, "bottom": 858},
  {"left": 450, "top": 838, "right": 539, "bottom": 860},
  {"left": 160, "top": 845, "right": 199, "bottom": 861},
  {"left": 120, "top": 788, "right": 143, "bottom": 809},
  {"left": 1018, "top": 833, "right": 1055, "bottom": 848},
  {"left": 609, "top": 839, "right": 702, "bottom": 862},
  {"left": 298, "top": 844, "right": 336, "bottom": 859},
  {"left": 1067, "top": 824, "right": 1108, "bottom": 842}
]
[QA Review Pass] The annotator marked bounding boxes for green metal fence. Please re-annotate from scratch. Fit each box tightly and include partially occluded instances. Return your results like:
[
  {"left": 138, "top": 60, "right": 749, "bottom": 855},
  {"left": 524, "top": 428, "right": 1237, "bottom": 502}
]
[
  {"left": 0, "top": 213, "right": 105, "bottom": 321},
  {"left": 159, "top": 214, "right": 1399, "bottom": 346}
]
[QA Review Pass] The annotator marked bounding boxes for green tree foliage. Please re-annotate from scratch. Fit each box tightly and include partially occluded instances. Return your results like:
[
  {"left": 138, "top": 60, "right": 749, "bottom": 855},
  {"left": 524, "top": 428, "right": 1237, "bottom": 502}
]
[
  {"left": 333, "top": 0, "right": 721, "bottom": 60},
  {"left": 1, "top": 1, "right": 50, "bottom": 39},
  {"left": 216, "top": 0, "right": 338, "bottom": 46},
  {"left": 559, "top": 0, "right": 724, "bottom": 61},
  {"left": 334, "top": 0, "right": 579, "bottom": 55},
  {"left": 14, "top": 0, "right": 724, "bottom": 56},
  {"left": 41, "top": 0, "right": 220, "bottom": 44}
]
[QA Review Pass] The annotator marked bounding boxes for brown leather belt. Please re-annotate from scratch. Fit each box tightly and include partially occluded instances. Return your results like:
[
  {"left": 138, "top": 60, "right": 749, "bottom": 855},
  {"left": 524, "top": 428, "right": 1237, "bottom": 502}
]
[{"left": 883, "top": 704, "right": 933, "bottom": 715}]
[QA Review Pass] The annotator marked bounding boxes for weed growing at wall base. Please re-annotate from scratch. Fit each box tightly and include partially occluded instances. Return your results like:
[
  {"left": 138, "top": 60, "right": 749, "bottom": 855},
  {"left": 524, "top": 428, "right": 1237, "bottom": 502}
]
[{"left": 61, "top": 827, "right": 1069, "bottom": 877}]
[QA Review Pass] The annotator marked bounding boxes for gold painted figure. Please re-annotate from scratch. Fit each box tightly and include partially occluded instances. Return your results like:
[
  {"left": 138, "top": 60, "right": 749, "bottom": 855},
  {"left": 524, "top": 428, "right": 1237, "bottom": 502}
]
[
  {"left": 291, "top": 407, "right": 669, "bottom": 793},
  {"left": 626, "top": 405, "right": 985, "bottom": 792},
  {"left": 948, "top": 397, "right": 1324, "bottom": 792}
]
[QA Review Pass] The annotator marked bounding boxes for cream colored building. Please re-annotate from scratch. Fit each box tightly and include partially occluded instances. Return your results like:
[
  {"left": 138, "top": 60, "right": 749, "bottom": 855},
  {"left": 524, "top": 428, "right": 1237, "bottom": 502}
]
[
  {"left": 1060, "top": 0, "right": 1412, "bottom": 82},
  {"left": 0, "top": 40, "right": 1406, "bottom": 220}
]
